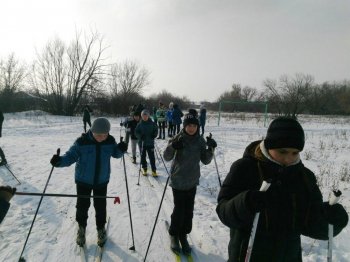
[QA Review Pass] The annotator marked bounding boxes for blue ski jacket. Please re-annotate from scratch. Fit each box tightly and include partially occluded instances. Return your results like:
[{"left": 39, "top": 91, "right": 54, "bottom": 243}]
[{"left": 57, "top": 131, "right": 123, "bottom": 188}]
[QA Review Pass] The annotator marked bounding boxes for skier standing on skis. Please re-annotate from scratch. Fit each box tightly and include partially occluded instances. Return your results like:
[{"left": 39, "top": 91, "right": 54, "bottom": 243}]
[
  {"left": 135, "top": 109, "right": 158, "bottom": 177},
  {"left": 82, "top": 105, "right": 92, "bottom": 133},
  {"left": 156, "top": 102, "right": 167, "bottom": 139},
  {"left": 124, "top": 112, "right": 141, "bottom": 164},
  {"left": 50, "top": 117, "right": 127, "bottom": 247},
  {"left": 216, "top": 117, "right": 348, "bottom": 262},
  {"left": 163, "top": 110, "right": 216, "bottom": 255},
  {"left": 199, "top": 104, "right": 207, "bottom": 136}
]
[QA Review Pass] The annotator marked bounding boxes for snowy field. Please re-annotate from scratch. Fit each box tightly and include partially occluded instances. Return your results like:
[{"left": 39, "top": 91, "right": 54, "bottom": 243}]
[{"left": 0, "top": 111, "right": 349, "bottom": 262}]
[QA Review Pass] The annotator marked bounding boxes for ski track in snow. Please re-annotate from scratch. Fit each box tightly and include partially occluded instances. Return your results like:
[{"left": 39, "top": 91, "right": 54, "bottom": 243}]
[{"left": 0, "top": 111, "right": 349, "bottom": 261}]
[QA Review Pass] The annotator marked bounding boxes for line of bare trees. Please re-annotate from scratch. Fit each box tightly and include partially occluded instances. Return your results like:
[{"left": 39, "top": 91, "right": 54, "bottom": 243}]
[
  {"left": 209, "top": 73, "right": 350, "bottom": 117},
  {"left": 0, "top": 32, "right": 349, "bottom": 117}
]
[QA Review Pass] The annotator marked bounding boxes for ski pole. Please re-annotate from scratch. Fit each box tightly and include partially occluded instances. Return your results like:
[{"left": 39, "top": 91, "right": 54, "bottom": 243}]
[
  {"left": 327, "top": 190, "right": 342, "bottom": 262},
  {"left": 18, "top": 148, "right": 60, "bottom": 262},
  {"left": 208, "top": 133, "right": 221, "bottom": 187},
  {"left": 4, "top": 164, "right": 21, "bottom": 185},
  {"left": 144, "top": 147, "right": 176, "bottom": 262},
  {"left": 137, "top": 141, "right": 144, "bottom": 186},
  {"left": 245, "top": 180, "right": 271, "bottom": 262},
  {"left": 120, "top": 137, "right": 136, "bottom": 251},
  {"left": 14, "top": 192, "right": 121, "bottom": 203}
]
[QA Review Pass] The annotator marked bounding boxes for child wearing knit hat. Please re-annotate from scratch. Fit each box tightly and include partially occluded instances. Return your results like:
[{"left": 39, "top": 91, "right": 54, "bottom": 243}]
[
  {"left": 163, "top": 109, "right": 217, "bottom": 255},
  {"left": 49, "top": 117, "right": 128, "bottom": 247},
  {"left": 216, "top": 116, "right": 348, "bottom": 262}
]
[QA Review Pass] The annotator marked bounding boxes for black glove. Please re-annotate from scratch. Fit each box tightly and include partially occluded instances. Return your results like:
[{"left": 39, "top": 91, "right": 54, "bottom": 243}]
[
  {"left": 120, "top": 122, "right": 124, "bottom": 127},
  {"left": 0, "top": 186, "right": 16, "bottom": 202},
  {"left": 246, "top": 190, "right": 267, "bottom": 213},
  {"left": 50, "top": 154, "right": 61, "bottom": 167},
  {"left": 118, "top": 141, "right": 128, "bottom": 153},
  {"left": 324, "top": 203, "right": 349, "bottom": 227},
  {"left": 171, "top": 137, "right": 184, "bottom": 150},
  {"left": 206, "top": 136, "right": 217, "bottom": 149}
]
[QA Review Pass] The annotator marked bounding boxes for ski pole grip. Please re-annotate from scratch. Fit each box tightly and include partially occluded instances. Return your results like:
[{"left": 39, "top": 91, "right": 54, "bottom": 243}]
[
  {"left": 57, "top": 148, "right": 60, "bottom": 156},
  {"left": 120, "top": 137, "right": 124, "bottom": 143},
  {"left": 259, "top": 180, "right": 271, "bottom": 192},
  {"left": 329, "top": 190, "right": 342, "bottom": 206}
]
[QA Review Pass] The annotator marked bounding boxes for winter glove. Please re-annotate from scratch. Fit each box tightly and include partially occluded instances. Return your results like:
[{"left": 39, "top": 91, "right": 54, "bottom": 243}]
[
  {"left": 50, "top": 154, "right": 61, "bottom": 167},
  {"left": 246, "top": 190, "right": 267, "bottom": 213},
  {"left": 206, "top": 136, "right": 217, "bottom": 149},
  {"left": 120, "top": 122, "right": 124, "bottom": 127},
  {"left": 0, "top": 186, "right": 16, "bottom": 202},
  {"left": 118, "top": 141, "right": 128, "bottom": 153},
  {"left": 323, "top": 203, "right": 349, "bottom": 227},
  {"left": 171, "top": 137, "right": 184, "bottom": 150}
]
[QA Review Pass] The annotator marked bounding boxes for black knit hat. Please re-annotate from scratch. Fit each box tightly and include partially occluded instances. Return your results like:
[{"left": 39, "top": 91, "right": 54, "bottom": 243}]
[
  {"left": 264, "top": 117, "right": 305, "bottom": 151},
  {"left": 183, "top": 112, "right": 199, "bottom": 127}
]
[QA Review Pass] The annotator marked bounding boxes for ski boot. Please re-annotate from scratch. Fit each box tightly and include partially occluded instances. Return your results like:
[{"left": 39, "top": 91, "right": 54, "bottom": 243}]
[
  {"left": 142, "top": 168, "right": 148, "bottom": 176},
  {"left": 151, "top": 170, "right": 158, "bottom": 177},
  {"left": 97, "top": 227, "right": 107, "bottom": 247},
  {"left": 169, "top": 234, "right": 181, "bottom": 254},
  {"left": 76, "top": 225, "right": 86, "bottom": 247},
  {"left": 179, "top": 234, "right": 191, "bottom": 255}
]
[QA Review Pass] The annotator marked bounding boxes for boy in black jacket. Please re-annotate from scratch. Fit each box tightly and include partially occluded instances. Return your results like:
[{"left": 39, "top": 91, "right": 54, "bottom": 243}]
[{"left": 216, "top": 117, "right": 348, "bottom": 262}]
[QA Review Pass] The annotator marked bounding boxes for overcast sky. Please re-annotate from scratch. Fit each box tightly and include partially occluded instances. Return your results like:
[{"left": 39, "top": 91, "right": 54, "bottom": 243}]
[{"left": 1, "top": 0, "right": 349, "bottom": 102}]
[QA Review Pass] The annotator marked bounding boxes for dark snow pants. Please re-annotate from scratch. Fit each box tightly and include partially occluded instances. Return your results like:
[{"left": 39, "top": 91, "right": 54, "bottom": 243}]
[
  {"left": 158, "top": 121, "right": 166, "bottom": 139},
  {"left": 169, "top": 187, "right": 196, "bottom": 236},
  {"left": 141, "top": 146, "right": 156, "bottom": 171},
  {"left": 76, "top": 184, "right": 107, "bottom": 229},
  {"left": 83, "top": 119, "right": 91, "bottom": 133}
]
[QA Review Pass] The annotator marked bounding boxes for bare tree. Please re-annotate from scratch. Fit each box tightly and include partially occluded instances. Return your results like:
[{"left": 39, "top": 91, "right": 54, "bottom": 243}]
[
  {"left": 31, "top": 31, "right": 108, "bottom": 115},
  {"left": 109, "top": 60, "right": 150, "bottom": 96},
  {"left": 0, "top": 53, "right": 27, "bottom": 92},
  {"left": 30, "top": 37, "right": 66, "bottom": 114},
  {"left": 0, "top": 53, "right": 27, "bottom": 111},
  {"left": 264, "top": 73, "right": 314, "bottom": 117},
  {"left": 109, "top": 60, "right": 150, "bottom": 114},
  {"left": 241, "top": 86, "right": 257, "bottom": 101},
  {"left": 65, "top": 30, "right": 108, "bottom": 115}
]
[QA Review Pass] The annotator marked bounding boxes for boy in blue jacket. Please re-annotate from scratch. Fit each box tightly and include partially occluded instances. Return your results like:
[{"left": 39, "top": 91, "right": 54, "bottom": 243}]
[{"left": 50, "top": 117, "right": 127, "bottom": 247}]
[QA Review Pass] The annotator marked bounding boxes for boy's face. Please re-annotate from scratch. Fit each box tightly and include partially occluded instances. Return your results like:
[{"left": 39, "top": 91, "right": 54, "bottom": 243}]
[
  {"left": 134, "top": 115, "right": 140, "bottom": 121},
  {"left": 141, "top": 114, "right": 149, "bottom": 121},
  {"left": 93, "top": 133, "right": 108, "bottom": 142},
  {"left": 268, "top": 148, "right": 300, "bottom": 166},
  {"left": 184, "top": 124, "right": 198, "bottom": 136}
]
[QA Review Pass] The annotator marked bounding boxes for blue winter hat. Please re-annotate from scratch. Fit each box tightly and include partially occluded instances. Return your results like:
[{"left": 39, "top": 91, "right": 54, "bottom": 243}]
[{"left": 91, "top": 117, "right": 111, "bottom": 134}]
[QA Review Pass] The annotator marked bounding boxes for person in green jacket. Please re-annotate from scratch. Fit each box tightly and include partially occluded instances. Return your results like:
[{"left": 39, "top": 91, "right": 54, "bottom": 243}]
[
  {"left": 216, "top": 117, "right": 348, "bottom": 262},
  {"left": 135, "top": 109, "right": 158, "bottom": 177}
]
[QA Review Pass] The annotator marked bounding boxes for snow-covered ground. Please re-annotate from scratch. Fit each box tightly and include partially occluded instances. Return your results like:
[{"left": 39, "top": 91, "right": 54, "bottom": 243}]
[{"left": 0, "top": 111, "right": 349, "bottom": 262}]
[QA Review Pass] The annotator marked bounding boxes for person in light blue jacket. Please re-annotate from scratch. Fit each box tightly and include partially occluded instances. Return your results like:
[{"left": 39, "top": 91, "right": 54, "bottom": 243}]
[{"left": 50, "top": 117, "right": 127, "bottom": 247}]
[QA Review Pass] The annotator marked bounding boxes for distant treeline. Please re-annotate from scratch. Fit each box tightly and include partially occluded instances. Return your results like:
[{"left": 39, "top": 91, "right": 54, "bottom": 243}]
[{"left": 0, "top": 44, "right": 349, "bottom": 117}]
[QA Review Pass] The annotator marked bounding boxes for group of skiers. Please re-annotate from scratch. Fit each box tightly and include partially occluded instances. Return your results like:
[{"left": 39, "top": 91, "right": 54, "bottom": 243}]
[{"left": 0, "top": 106, "right": 349, "bottom": 262}]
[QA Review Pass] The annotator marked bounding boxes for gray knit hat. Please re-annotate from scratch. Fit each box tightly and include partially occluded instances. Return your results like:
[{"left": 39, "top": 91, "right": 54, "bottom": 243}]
[{"left": 91, "top": 117, "right": 111, "bottom": 134}]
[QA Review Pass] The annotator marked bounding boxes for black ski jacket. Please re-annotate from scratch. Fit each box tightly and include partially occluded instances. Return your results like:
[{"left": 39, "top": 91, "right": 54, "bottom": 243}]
[{"left": 216, "top": 140, "right": 348, "bottom": 262}]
